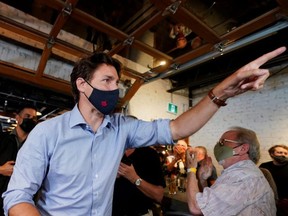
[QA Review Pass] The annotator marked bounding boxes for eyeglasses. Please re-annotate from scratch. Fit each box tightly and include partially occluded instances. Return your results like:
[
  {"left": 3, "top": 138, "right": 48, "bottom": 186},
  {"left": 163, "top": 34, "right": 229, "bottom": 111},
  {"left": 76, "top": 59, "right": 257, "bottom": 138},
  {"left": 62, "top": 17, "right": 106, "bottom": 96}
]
[{"left": 217, "top": 139, "right": 243, "bottom": 148}]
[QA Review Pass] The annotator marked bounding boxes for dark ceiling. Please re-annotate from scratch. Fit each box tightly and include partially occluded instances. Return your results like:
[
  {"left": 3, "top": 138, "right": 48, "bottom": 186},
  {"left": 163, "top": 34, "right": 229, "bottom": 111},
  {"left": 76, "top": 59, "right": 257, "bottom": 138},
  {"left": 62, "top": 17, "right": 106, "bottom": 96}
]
[{"left": 0, "top": 0, "right": 288, "bottom": 120}]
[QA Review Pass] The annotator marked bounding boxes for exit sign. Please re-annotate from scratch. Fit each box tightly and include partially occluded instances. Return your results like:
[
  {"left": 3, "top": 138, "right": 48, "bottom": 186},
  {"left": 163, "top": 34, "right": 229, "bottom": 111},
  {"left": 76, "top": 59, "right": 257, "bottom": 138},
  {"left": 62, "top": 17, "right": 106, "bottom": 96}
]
[{"left": 167, "top": 103, "right": 178, "bottom": 114}]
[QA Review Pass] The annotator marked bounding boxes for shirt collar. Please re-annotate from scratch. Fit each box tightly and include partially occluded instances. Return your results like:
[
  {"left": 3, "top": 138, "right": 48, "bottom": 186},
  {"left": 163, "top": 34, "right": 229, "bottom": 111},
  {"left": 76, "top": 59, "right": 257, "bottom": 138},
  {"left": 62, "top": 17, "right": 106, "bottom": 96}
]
[{"left": 69, "top": 104, "right": 115, "bottom": 130}]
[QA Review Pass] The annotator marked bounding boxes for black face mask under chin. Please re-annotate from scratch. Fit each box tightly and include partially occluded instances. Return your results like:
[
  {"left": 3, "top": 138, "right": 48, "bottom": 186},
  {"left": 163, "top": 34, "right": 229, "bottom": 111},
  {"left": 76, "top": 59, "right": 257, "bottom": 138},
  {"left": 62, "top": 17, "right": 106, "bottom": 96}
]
[
  {"left": 20, "top": 118, "right": 37, "bottom": 133},
  {"left": 272, "top": 155, "right": 288, "bottom": 164},
  {"left": 85, "top": 80, "right": 119, "bottom": 115}
]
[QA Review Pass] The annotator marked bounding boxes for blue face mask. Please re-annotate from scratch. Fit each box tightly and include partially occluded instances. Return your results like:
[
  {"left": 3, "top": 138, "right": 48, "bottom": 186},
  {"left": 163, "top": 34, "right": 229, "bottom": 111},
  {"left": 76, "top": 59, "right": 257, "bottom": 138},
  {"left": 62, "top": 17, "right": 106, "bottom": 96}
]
[{"left": 85, "top": 80, "right": 119, "bottom": 115}]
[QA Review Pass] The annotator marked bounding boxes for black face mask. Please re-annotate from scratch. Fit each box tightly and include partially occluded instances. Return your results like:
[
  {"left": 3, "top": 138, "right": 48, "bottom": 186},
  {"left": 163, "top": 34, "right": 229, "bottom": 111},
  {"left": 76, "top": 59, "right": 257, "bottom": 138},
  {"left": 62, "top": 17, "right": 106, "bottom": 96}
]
[
  {"left": 20, "top": 118, "right": 37, "bottom": 133},
  {"left": 272, "top": 155, "right": 288, "bottom": 164},
  {"left": 85, "top": 80, "right": 119, "bottom": 115}
]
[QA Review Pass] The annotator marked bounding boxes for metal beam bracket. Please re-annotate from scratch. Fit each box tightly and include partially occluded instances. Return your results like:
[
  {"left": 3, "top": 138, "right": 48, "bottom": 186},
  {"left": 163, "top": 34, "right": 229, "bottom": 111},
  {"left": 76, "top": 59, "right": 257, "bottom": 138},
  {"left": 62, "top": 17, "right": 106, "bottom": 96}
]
[
  {"left": 162, "top": 1, "right": 182, "bottom": 16},
  {"left": 214, "top": 42, "right": 225, "bottom": 55},
  {"left": 171, "top": 63, "right": 180, "bottom": 70},
  {"left": 123, "top": 37, "right": 134, "bottom": 46},
  {"left": 62, "top": 2, "right": 73, "bottom": 16},
  {"left": 47, "top": 37, "right": 55, "bottom": 49},
  {"left": 276, "top": 13, "right": 288, "bottom": 21}
]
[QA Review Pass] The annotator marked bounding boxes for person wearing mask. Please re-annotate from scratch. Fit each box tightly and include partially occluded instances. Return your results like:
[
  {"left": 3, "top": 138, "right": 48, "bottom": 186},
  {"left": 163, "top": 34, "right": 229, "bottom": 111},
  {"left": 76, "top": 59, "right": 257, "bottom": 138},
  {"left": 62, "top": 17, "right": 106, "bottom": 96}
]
[
  {"left": 112, "top": 146, "right": 165, "bottom": 216},
  {"left": 2, "top": 47, "right": 286, "bottom": 216},
  {"left": 0, "top": 104, "right": 37, "bottom": 216},
  {"left": 166, "top": 139, "right": 188, "bottom": 175},
  {"left": 194, "top": 146, "right": 217, "bottom": 191},
  {"left": 185, "top": 127, "right": 276, "bottom": 216},
  {"left": 259, "top": 144, "right": 288, "bottom": 216},
  {"left": 165, "top": 140, "right": 188, "bottom": 193}
]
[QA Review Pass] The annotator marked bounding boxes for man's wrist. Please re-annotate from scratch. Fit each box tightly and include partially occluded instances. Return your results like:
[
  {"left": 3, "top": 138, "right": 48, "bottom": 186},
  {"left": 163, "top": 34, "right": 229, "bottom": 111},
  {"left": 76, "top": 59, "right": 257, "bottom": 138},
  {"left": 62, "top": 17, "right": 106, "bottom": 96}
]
[
  {"left": 208, "top": 89, "right": 227, "bottom": 107},
  {"left": 134, "top": 178, "right": 142, "bottom": 186},
  {"left": 187, "top": 167, "right": 197, "bottom": 174}
]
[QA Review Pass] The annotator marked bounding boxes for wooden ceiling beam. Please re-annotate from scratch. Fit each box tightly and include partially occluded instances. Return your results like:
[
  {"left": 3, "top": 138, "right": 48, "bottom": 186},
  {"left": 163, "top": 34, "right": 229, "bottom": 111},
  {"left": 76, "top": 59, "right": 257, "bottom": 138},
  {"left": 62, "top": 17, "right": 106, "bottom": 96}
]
[
  {"left": 73, "top": 8, "right": 173, "bottom": 62},
  {"left": 149, "top": 0, "right": 220, "bottom": 44},
  {"left": 107, "top": 44, "right": 125, "bottom": 57},
  {"left": 73, "top": 9, "right": 128, "bottom": 41},
  {"left": 173, "top": 6, "right": 220, "bottom": 44},
  {"left": 49, "top": 0, "right": 79, "bottom": 38},
  {"left": 121, "top": 69, "right": 145, "bottom": 80},
  {"left": 118, "top": 78, "right": 144, "bottom": 108},
  {"left": 131, "top": 10, "right": 164, "bottom": 39},
  {"left": 34, "top": 0, "right": 64, "bottom": 11},
  {"left": 133, "top": 40, "right": 173, "bottom": 61},
  {"left": 276, "top": 0, "right": 288, "bottom": 9},
  {"left": 0, "top": 62, "right": 71, "bottom": 95},
  {"left": 0, "top": 18, "right": 47, "bottom": 44},
  {"left": 174, "top": 43, "right": 214, "bottom": 64},
  {"left": 36, "top": 0, "right": 173, "bottom": 68},
  {"left": 130, "top": 10, "right": 174, "bottom": 64},
  {"left": 36, "top": 0, "right": 79, "bottom": 78},
  {"left": 221, "top": 8, "right": 283, "bottom": 42},
  {"left": 0, "top": 17, "right": 90, "bottom": 60}
]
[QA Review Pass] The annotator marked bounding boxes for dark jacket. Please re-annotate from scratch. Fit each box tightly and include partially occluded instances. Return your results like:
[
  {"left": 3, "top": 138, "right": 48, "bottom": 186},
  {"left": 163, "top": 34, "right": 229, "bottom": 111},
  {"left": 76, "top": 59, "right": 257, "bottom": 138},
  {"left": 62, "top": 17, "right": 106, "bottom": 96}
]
[{"left": 0, "top": 133, "right": 19, "bottom": 215}]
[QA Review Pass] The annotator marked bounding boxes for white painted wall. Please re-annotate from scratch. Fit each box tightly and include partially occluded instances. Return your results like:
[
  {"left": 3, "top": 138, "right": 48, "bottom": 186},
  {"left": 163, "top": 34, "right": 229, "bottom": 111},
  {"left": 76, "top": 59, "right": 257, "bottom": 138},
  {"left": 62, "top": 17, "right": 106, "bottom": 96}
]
[
  {"left": 129, "top": 79, "right": 189, "bottom": 121},
  {"left": 129, "top": 69, "right": 288, "bottom": 175}
]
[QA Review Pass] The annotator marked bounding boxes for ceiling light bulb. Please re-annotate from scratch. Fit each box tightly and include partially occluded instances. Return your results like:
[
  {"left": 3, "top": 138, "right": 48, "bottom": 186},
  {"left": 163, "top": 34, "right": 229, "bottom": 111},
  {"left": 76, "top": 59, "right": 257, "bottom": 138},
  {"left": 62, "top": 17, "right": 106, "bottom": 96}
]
[{"left": 159, "top": 61, "right": 166, "bottom": 66}]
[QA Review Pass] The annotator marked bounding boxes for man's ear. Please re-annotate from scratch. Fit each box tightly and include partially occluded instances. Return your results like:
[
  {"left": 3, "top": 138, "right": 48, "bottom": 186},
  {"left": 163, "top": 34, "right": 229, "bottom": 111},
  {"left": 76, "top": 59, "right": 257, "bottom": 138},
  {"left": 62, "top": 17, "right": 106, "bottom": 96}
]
[
  {"left": 15, "top": 113, "right": 21, "bottom": 124},
  {"left": 241, "top": 143, "right": 250, "bottom": 154},
  {"left": 76, "top": 78, "right": 86, "bottom": 92}
]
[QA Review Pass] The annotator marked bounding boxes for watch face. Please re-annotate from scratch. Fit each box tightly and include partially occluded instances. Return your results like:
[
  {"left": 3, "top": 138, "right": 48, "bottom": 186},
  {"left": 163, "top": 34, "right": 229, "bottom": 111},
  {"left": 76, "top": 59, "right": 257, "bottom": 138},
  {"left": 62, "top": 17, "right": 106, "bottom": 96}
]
[{"left": 135, "top": 178, "right": 142, "bottom": 186}]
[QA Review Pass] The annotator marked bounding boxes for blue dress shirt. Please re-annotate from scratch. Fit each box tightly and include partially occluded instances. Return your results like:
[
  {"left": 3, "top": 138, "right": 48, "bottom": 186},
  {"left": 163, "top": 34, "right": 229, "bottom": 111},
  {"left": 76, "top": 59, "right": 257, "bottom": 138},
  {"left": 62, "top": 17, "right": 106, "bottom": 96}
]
[{"left": 3, "top": 105, "right": 173, "bottom": 216}]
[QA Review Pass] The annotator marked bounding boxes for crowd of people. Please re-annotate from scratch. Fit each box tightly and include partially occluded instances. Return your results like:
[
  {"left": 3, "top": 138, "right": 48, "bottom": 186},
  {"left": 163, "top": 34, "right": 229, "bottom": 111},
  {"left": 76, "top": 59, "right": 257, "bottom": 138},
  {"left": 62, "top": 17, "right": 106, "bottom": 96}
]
[{"left": 0, "top": 46, "right": 287, "bottom": 216}]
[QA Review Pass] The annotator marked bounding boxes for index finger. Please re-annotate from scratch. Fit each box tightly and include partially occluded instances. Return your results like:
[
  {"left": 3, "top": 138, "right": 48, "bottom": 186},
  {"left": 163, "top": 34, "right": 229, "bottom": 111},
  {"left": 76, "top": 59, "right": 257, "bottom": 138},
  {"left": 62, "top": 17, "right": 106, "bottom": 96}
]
[{"left": 252, "top": 46, "right": 286, "bottom": 68}]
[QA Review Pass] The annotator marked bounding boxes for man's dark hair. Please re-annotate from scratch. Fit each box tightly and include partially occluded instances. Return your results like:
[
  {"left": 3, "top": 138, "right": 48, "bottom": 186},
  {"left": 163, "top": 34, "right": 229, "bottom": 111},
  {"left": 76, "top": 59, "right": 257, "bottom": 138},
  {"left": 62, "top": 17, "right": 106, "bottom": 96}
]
[
  {"left": 70, "top": 52, "right": 122, "bottom": 102},
  {"left": 15, "top": 103, "right": 37, "bottom": 115},
  {"left": 268, "top": 144, "right": 288, "bottom": 156}
]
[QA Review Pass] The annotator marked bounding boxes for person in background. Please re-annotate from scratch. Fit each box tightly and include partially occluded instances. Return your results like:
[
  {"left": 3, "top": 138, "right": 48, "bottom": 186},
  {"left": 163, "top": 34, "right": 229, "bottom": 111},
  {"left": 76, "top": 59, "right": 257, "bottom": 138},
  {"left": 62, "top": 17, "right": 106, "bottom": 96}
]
[
  {"left": 3, "top": 47, "right": 286, "bottom": 216},
  {"left": 166, "top": 139, "right": 188, "bottom": 176},
  {"left": 259, "top": 144, "right": 288, "bottom": 216},
  {"left": 186, "top": 126, "right": 276, "bottom": 216},
  {"left": 112, "top": 146, "right": 165, "bottom": 216},
  {"left": 0, "top": 104, "right": 37, "bottom": 216},
  {"left": 194, "top": 146, "right": 217, "bottom": 191},
  {"left": 165, "top": 140, "right": 188, "bottom": 193}
]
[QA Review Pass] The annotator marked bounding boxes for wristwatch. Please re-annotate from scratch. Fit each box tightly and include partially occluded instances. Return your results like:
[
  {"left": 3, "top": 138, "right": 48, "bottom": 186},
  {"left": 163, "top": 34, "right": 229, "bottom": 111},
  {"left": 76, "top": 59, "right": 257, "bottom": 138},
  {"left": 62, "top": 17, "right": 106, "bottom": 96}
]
[{"left": 135, "top": 178, "right": 142, "bottom": 186}]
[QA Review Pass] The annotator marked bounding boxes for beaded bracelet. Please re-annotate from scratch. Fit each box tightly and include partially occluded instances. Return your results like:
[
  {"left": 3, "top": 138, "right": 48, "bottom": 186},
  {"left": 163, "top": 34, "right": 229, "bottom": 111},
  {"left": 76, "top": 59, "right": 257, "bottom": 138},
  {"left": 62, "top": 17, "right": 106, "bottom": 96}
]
[
  {"left": 208, "top": 89, "right": 227, "bottom": 107},
  {"left": 187, "top": 167, "right": 197, "bottom": 174}
]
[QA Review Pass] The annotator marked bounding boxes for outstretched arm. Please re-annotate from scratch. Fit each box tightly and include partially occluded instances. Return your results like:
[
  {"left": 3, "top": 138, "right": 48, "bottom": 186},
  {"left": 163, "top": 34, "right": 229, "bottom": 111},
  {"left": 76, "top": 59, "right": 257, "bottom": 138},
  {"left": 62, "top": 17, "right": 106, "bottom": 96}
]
[{"left": 170, "top": 46, "right": 286, "bottom": 140}]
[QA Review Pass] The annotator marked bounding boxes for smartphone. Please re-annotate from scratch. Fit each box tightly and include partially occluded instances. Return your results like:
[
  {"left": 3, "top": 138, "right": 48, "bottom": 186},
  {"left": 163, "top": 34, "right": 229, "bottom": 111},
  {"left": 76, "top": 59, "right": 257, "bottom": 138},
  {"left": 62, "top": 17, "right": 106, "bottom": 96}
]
[{"left": 121, "top": 154, "right": 132, "bottom": 165}]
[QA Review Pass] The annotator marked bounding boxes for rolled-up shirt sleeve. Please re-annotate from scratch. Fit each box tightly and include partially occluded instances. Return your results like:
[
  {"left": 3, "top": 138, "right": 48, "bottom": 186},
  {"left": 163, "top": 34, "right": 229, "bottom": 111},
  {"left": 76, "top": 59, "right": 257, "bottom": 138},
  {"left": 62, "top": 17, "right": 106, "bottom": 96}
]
[
  {"left": 2, "top": 124, "right": 49, "bottom": 214},
  {"left": 123, "top": 118, "right": 175, "bottom": 148}
]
